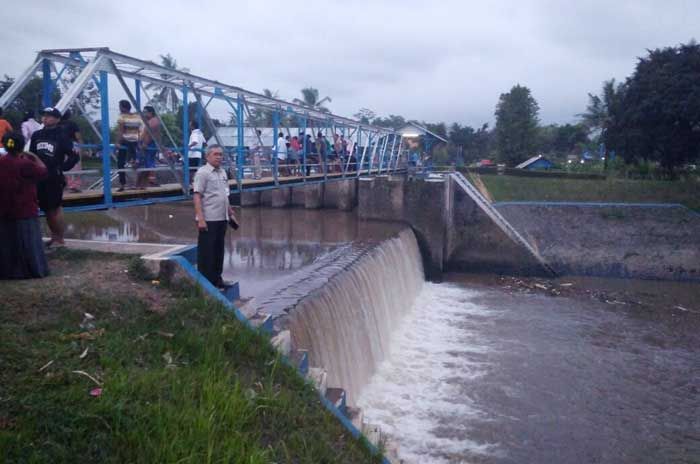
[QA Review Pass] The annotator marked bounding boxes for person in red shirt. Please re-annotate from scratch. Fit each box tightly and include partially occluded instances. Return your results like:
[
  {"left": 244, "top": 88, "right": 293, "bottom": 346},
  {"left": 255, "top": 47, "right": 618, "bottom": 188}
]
[
  {"left": 0, "top": 131, "right": 50, "bottom": 279},
  {"left": 290, "top": 135, "right": 302, "bottom": 175},
  {"left": 0, "top": 107, "right": 13, "bottom": 152}
]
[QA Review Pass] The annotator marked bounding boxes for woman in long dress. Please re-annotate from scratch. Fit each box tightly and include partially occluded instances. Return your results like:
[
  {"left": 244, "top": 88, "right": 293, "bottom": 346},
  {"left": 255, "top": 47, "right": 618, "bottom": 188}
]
[{"left": 0, "top": 131, "right": 50, "bottom": 279}]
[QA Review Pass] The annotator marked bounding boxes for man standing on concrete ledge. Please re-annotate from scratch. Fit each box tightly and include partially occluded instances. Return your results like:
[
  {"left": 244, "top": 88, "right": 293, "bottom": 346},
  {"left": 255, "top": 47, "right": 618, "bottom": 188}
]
[{"left": 193, "top": 145, "right": 237, "bottom": 288}]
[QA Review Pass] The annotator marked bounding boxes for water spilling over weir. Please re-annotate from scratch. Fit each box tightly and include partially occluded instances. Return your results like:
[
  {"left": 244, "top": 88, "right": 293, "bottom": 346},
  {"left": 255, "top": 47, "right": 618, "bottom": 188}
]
[{"left": 285, "top": 229, "right": 424, "bottom": 404}]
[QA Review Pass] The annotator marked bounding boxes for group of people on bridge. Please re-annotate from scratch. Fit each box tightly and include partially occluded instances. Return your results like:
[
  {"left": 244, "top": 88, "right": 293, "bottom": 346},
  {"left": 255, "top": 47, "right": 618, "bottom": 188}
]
[{"left": 252, "top": 130, "right": 357, "bottom": 178}]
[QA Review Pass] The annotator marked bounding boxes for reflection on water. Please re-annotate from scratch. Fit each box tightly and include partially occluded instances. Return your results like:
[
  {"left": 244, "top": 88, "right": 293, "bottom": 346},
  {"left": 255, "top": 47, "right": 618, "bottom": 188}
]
[{"left": 62, "top": 203, "right": 403, "bottom": 297}]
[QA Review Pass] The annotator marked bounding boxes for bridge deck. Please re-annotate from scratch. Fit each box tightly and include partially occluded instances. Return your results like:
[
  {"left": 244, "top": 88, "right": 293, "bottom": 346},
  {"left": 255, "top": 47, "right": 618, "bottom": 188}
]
[{"left": 63, "top": 170, "right": 377, "bottom": 208}]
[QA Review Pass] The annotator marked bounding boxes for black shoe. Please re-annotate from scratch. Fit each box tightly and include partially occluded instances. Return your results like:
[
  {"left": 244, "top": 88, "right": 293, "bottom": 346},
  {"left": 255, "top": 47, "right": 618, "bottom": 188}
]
[{"left": 215, "top": 279, "right": 233, "bottom": 289}]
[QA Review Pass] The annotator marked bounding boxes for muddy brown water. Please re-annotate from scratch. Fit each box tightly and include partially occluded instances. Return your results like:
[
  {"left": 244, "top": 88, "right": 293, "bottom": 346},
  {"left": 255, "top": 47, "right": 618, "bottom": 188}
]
[{"left": 60, "top": 204, "right": 700, "bottom": 463}]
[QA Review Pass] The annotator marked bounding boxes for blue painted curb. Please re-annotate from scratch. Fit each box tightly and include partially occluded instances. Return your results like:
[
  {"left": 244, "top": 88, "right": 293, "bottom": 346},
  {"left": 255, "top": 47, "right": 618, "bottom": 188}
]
[
  {"left": 319, "top": 394, "right": 389, "bottom": 464},
  {"left": 165, "top": 247, "right": 389, "bottom": 463},
  {"left": 168, "top": 255, "right": 250, "bottom": 326}
]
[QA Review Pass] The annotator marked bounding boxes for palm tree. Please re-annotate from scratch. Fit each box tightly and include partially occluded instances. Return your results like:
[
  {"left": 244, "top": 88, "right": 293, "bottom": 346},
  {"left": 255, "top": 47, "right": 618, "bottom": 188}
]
[
  {"left": 293, "top": 87, "right": 331, "bottom": 113},
  {"left": 579, "top": 79, "right": 621, "bottom": 169},
  {"left": 579, "top": 79, "right": 619, "bottom": 136},
  {"left": 145, "top": 53, "right": 190, "bottom": 113},
  {"left": 239, "top": 88, "right": 278, "bottom": 126}
]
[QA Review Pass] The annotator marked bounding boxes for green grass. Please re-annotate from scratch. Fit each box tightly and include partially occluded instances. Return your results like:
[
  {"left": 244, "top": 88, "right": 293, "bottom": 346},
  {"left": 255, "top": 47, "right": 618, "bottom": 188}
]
[
  {"left": 0, "top": 250, "right": 380, "bottom": 463},
  {"left": 477, "top": 174, "right": 700, "bottom": 211}
]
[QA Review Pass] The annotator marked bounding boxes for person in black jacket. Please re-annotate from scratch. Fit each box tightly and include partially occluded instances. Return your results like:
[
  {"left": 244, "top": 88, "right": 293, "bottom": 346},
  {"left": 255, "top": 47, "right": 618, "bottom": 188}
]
[{"left": 29, "top": 107, "right": 79, "bottom": 248}]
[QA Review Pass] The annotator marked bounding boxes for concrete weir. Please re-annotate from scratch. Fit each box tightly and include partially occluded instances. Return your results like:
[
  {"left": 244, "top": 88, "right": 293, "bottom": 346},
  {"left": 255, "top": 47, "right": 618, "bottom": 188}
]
[{"left": 241, "top": 227, "right": 423, "bottom": 462}]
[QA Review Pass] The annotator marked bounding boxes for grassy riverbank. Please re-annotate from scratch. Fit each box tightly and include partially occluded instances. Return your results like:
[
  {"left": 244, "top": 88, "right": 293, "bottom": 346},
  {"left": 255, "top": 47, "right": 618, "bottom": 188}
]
[
  {"left": 0, "top": 249, "right": 380, "bottom": 463},
  {"left": 474, "top": 173, "right": 700, "bottom": 211}
]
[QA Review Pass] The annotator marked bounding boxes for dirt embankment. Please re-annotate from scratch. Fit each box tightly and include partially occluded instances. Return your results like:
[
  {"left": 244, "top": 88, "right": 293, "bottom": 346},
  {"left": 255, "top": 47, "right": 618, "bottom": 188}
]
[{"left": 495, "top": 204, "right": 700, "bottom": 281}]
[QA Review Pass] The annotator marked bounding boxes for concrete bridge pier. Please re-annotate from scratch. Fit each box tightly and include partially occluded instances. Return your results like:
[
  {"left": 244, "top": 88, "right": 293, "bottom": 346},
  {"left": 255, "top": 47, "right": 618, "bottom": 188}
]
[
  {"left": 240, "top": 191, "right": 261, "bottom": 207},
  {"left": 271, "top": 187, "right": 292, "bottom": 208},
  {"left": 304, "top": 184, "right": 324, "bottom": 209}
]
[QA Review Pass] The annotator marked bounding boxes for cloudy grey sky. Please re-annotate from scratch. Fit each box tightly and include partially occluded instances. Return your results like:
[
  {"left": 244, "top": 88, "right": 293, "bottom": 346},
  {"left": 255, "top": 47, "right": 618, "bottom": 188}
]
[{"left": 2, "top": 0, "right": 697, "bottom": 127}]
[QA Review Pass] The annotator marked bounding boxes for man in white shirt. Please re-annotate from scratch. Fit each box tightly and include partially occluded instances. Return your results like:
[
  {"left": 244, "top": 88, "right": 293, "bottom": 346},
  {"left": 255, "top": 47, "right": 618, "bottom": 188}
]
[
  {"left": 193, "top": 144, "right": 237, "bottom": 287},
  {"left": 188, "top": 121, "right": 206, "bottom": 182},
  {"left": 276, "top": 131, "right": 287, "bottom": 176}
]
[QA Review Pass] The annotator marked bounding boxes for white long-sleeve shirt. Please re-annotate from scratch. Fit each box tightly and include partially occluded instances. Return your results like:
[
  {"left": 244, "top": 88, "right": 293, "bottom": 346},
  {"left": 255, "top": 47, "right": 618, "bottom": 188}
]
[
  {"left": 276, "top": 136, "right": 287, "bottom": 160},
  {"left": 21, "top": 118, "right": 42, "bottom": 149}
]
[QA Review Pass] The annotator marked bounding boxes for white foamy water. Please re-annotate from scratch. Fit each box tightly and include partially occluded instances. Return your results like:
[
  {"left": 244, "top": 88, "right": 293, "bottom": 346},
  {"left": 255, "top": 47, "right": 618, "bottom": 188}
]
[
  {"left": 288, "top": 229, "right": 425, "bottom": 403},
  {"left": 357, "top": 282, "right": 501, "bottom": 464}
]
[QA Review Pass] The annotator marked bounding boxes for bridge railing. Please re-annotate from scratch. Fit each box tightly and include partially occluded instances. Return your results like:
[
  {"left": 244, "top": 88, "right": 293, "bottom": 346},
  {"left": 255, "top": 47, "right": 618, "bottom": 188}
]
[{"left": 62, "top": 136, "right": 409, "bottom": 209}]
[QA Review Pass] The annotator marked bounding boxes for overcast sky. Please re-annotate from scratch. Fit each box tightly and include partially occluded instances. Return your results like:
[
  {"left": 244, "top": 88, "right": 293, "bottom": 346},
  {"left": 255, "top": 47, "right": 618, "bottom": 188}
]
[{"left": 2, "top": 0, "right": 697, "bottom": 128}]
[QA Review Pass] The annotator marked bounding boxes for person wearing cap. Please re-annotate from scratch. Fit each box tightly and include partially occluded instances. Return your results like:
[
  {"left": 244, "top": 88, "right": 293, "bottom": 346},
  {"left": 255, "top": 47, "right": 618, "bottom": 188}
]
[
  {"left": 0, "top": 131, "right": 50, "bottom": 279},
  {"left": 29, "top": 107, "right": 79, "bottom": 248},
  {"left": 0, "top": 107, "right": 13, "bottom": 153}
]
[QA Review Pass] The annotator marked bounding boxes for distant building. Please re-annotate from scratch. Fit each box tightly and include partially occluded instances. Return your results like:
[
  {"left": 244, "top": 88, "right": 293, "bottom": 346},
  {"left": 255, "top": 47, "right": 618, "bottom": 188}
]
[{"left": 515, "top": 155, "right": 554, "bottom": 170}]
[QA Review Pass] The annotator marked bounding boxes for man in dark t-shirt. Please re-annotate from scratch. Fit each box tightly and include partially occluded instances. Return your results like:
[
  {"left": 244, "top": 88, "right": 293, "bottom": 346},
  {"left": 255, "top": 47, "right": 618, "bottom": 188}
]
[{"left": 29, "top": 107, "right": 78, "bottom": 247}]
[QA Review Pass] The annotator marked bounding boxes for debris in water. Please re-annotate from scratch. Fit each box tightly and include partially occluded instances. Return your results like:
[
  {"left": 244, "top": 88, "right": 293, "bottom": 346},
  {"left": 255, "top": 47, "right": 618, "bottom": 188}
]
[{"left": 560, "top": 283, "right": 573, "bottom": 287}]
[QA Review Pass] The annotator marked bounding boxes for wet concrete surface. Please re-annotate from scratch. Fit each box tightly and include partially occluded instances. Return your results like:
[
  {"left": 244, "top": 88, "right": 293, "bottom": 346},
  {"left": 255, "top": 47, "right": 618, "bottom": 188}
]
[{"left": 495, "top": 204, "right": 700, "bottom": 281}]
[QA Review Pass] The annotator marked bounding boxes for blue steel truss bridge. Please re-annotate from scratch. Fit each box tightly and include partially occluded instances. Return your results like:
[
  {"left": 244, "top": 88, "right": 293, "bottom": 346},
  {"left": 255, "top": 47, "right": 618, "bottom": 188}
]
[{"left": 0, "top": 47, "right": 415, "bottom": 212}]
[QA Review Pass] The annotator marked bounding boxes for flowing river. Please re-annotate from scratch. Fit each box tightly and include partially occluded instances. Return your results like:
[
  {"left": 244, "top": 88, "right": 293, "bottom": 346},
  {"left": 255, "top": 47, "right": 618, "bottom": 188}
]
[{"left": 61, "top": 204, "right": 700, "bottom": 464}]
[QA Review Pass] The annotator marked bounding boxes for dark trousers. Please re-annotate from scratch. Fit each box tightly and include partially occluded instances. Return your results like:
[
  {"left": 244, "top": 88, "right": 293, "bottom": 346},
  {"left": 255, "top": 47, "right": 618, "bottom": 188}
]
[
  {"left": 188, "top": 157, "right": 200, "bottom": 183},
  {"left": 197, "top": 220, "right": 227, "bottom": 286},
  {"left": 117, "top": 141, "right": 138, "bottom": 186}
]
